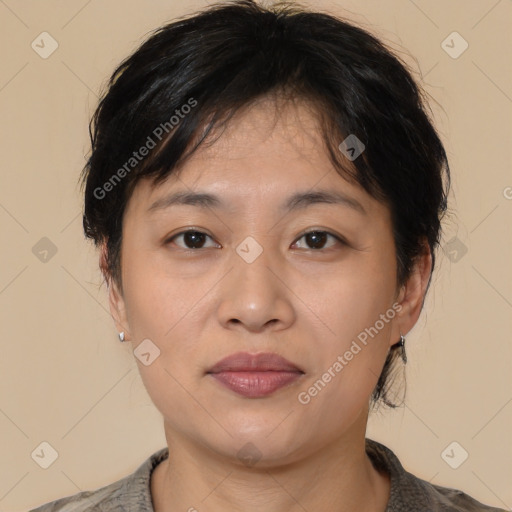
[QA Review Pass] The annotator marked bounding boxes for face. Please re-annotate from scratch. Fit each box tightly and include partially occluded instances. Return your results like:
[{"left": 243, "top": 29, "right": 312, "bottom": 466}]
[{"left": 108, "top": 97, "right": 428, "bottom": 466}]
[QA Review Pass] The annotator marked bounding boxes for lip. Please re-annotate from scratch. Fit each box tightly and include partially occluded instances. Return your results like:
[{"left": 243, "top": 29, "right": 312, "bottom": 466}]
[
  {"left": 207, "top": 351, "right": 304, "bottom": 373},
  {"left": 206, "top": 352, "right": 305, "bottom": 398}
]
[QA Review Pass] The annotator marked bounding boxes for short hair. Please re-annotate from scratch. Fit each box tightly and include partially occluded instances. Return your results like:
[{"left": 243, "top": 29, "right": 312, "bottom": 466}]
[{"left": 80, "top": 0, "right": 451, "bottom": 408}]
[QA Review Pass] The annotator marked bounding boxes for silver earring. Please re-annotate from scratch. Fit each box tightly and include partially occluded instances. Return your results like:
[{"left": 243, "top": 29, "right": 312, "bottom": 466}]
[
  {"left": 397, "top": 334, "right": 407, "bottom": 364},
  {"left": 118, "top": 332, "right": 125, "bottom": 342}
]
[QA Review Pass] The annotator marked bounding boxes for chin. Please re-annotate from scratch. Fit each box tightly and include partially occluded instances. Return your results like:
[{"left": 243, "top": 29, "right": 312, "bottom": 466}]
[{"left": 204, "top": 421, "right": 307, "bottom": 467}]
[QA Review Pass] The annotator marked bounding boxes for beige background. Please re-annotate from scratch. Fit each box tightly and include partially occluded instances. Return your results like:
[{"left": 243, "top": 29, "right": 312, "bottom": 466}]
[{"left": 0, "top": 0, "right": 511, "bottom": 510}]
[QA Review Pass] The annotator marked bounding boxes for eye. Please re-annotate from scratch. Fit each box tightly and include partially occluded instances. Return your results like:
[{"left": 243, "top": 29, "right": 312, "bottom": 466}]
[
  {"left": 166, "top": 229, "right": 219, "bottom": 250},
  {"left": 292, "top": 230, "right": 345, "bottom": 250},
  {"left": 166, "top": 228, "right": 345, "bottom": 251}
]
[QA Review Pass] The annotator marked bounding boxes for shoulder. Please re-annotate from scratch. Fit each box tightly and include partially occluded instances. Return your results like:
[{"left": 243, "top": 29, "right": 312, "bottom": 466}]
[
  {"left": 427, "top": 482, "right": 508, "bottom": 512},
  {"left": 365, "top": 438, "right": 507, "bottom": 512},
  {"left": 29, "top": 447, "right": 169, "bottom": 512},
  {"left": 29, "top": 479, "right": 126, "bottom": 512}
]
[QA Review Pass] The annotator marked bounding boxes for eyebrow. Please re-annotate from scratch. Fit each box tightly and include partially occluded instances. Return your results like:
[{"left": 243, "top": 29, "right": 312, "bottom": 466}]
[{"left": 147, "top": 188, "right": 367, "bottom": 216}]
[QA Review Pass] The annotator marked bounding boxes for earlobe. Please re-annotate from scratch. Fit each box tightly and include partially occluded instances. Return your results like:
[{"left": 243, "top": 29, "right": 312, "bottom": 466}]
[
  {"left": 394, "top": 241, "right": 432, "bottom": 340},
  {"left": 108, "top": 281, "right": 130, "bottom": 339},
  {"left": 100, "top": 242, "right": 131, "bottom": 340}
]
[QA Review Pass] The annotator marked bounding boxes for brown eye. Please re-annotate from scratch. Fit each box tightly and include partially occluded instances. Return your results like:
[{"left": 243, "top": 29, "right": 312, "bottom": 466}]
[
  {"left": 293, "top": 230, "right": 344, "bottom": 250},
  {"left": 167, "top": 230, "right": 219, "bottom": 250}
]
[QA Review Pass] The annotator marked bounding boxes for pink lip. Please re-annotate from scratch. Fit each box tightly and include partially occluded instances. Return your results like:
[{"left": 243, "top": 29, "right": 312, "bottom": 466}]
[
  {"left": 207, "top": 351, "right": 304, "bottom": 373},
  {"left": 206, "top": 352, "right": 304, "bottom": 398}
]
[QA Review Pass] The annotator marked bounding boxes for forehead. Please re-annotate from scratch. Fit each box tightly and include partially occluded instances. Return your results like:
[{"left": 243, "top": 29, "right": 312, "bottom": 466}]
[
  {"left": 125, "top": 97, "right": 386, "bottom": 221},
  {"left": 200, "top": 96, "right": 325, "bottom": 158}
]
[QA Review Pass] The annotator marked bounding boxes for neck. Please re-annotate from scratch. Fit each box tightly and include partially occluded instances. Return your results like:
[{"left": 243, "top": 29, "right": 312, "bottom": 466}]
[{"left": 151, "top": 410, "right": 390, "bottom": 512}]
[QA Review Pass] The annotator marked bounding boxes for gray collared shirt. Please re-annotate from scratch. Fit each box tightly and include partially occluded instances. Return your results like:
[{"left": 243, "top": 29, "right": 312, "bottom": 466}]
[{"left": 30, "top": 438, "right": 507, "bottom": 511}]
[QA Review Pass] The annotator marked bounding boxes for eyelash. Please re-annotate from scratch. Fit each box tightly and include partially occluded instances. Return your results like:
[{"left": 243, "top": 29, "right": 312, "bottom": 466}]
[{"left": 165, "top": 228, "right": 346, "bottom": 252}]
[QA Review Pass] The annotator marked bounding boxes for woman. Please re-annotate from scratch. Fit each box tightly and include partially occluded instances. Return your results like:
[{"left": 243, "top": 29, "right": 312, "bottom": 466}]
[{"left": 31, "top": 1, "right": 506, "bottom": 510}]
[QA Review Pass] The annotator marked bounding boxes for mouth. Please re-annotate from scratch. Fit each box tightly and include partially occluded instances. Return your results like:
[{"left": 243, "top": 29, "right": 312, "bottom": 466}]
[
  {"left": 206, "top": 352, "right": 304, "bottom": 398},
  {"left": 206, "top": 351, "right": 304, "bottom": 374}
]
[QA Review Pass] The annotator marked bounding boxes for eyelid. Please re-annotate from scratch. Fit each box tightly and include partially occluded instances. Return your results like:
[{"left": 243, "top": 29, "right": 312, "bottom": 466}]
[
  {"left": 164, "top": 227, "right": 219, "bottom": 247},
  {"left": 165, "top": 227, "right": 347, "bottom": 250},
  {"left": 293, "top": 228, "right": 347, "bottom": 248}
]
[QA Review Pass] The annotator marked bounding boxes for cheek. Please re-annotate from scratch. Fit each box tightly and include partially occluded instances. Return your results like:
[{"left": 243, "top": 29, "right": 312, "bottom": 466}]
[
  {"left": 121, "top": 259, "right": 207, "bottom": 416},
  {"left": 121, "top": 233, "right": 189, "bottom": 329},
  {"left": 300, "top": 252, "right": 395, "bottom": 339},
  {"left": 123, "top": 271, "right": 171, "bottom": 339},
  {"left": 121, "top": 248, "right": 214, "bottom": 376},
  {"left": 296, "top": 254, "right": 396, "bottom": 405}
]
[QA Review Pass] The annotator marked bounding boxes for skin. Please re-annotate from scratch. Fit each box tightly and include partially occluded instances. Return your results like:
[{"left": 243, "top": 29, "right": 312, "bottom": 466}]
[{"left": 104, "top": 96, "right": 432, "bottom": 512}]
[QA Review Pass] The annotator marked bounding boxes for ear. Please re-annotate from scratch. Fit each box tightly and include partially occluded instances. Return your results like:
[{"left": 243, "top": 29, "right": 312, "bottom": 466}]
[
  {"left": 100, "top": 242, "right": 131, "bottom": 340},
  {"left": 390, "top": 238, "right": 432, "bottom": 345}
]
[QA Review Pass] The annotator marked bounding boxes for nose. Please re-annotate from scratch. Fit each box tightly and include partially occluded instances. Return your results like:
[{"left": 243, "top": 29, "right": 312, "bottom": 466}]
[{"left": 216, "top": 241, "right": 295, "bottom": 334}]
